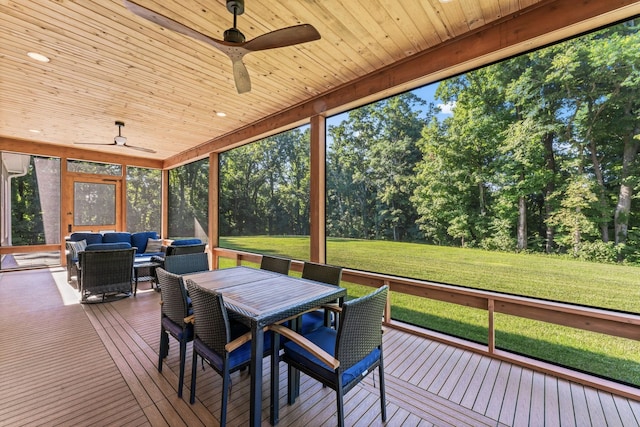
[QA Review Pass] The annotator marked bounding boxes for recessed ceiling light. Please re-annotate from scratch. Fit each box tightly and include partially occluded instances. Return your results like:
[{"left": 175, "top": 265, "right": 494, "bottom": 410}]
[
  {"left": 216, "top": 111, "right": 227, "bottom": 117},
  {"left": 29, "top": 129, "right": 41, "bottom": 133},
  {"left": 27, "top": 52, "right": 50, "bottom": 63}
]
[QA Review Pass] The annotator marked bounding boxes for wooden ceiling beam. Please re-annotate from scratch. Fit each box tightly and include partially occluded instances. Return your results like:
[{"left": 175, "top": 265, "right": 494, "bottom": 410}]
[{"left": 0, "top": 136, "right": 163, "bottom": 169}]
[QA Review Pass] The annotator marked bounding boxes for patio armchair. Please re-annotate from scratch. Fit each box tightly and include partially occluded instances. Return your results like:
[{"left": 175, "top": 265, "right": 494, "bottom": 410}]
[
  {"left": 77, "top": 248, "right": 136, "bottom": 303},
  {"left": 156, "top": 268, "right": 193, "bottom": 397},
  {"left": 185, "top": 280, "right": 271, "bottom": 426},
  {"left": 150, "top": 242, "right": 206, "bottom": 274},
  {"left": 162, "top": 253, "right": 209, "bottom": 275},
  {"left": 165, "top": 242, "right": 206, "bottom": 257},
  {"left": 260, "top": 255, "right": 291, "bottom": 275},
  {"left": 270, "top": 285, "right": 388, "bottom": 427}
]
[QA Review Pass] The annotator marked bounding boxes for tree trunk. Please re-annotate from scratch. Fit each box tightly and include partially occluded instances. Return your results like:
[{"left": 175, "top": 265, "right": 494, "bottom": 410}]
[
  {"left": 543, "top": 132, "right": 556, "bottom": 253},
  {"left": 614, "top": 127, "right": 640, "bottom": 245},
  {"left": 588, "top": 137, "right": 609, "bottom": 242},
  {"left": 517, "top": 194, "right": 527, "bottom": 250}
]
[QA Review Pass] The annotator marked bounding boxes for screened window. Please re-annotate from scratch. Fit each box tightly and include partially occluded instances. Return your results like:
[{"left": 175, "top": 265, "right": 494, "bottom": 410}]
[
  {"left": 73, "top": 182, "right": 116, "bottom": 226},
  {"left": 67, "top": 159, "right": 121, "bottom": 176},
  {"left": 1, "top": 153, "right": 60, "bottom": 270},
  {"left": 323, "top": 19, "right": 640, "bottom": 385},
  {"left": 168, "top": 159, "right": 209, "bottom": 242},
  {"left": 126, "top": 166, "right": 161, "bottom": 233},
  {"left": 218, "top": 126, "right": 311, "bottom": 260}
]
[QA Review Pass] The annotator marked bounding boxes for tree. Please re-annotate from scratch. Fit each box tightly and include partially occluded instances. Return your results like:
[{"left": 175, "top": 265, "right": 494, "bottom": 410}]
[
  {"left": 169, "top": 159, "right": 208, "bottom": 238},
  {"left": 219, "top": 128, "right": 310, "bottom": 236},
  {"left": 327, "top": 93, "right": 426, "bottom": 241},
  {"left": 414, "top": 70, "right": 507, "bottom": 246}
]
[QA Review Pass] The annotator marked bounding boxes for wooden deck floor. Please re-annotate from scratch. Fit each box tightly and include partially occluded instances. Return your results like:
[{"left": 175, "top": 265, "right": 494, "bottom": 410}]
[{"left": 1, "top": 267, "right": 640, "bottom": 426}]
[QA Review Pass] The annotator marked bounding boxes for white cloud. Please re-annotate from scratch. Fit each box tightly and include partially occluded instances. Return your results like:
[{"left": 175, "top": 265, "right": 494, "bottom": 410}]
[{"left": 437, "top": 101, "right": 456, "bottom": 115}]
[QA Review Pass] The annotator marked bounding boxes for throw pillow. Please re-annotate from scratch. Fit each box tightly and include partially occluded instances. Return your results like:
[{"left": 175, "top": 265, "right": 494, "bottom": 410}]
[
  {"left": 144, "top": 238, "right": 163, "bottom": 254},
  {"left": 68, "top": 239, "right": 87, "bottom": 259}
]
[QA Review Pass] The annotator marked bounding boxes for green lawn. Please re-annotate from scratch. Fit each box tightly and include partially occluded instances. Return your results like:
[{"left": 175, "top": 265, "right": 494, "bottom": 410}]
[{"left": 219, "top": 236, "right": 640, "bottom": 386}]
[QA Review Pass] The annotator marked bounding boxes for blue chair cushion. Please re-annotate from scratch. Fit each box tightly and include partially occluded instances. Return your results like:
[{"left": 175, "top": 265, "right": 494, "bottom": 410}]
[
  {"left": 171, "top": 238, "right": 202, "bottom": 246},
  {"left": 85, "top": 242, "right": 132, "bottom": 251},
  {"left": 194, "top": 330, "right": 272, "bottom": 372},
  {"left": 283, "top": 327, "right": 380, "bottom": 386},
  {"left": 69, "top": 232, "right": 103, "bottom": 245},
  {"left": 300, "top": 310, "right": 326, "bottom": 335},
  {"left": 131, "top": 231, "right": 159, "bottom": 254},
  {"left": 102, "top": 232, "right": 132, "bottom": 244},
  {"left": 342, "top": 348, "right": 380, "bottom": 385},
  {"left": 162, "top": 317, "right": 194, "bottom": 341}
]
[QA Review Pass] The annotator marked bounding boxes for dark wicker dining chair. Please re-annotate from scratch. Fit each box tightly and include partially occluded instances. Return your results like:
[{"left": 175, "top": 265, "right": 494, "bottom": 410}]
[
  {"left": 260, "top": 255, "right": 291, "bottom": 275},
  {"left": 271, "top": 285, "right": 388, "bottom": 427},
  {"left": 185, "top": 279, "right": 271, "bottom": 426},
  {"left": 156, "top": 268, "right": 193, "bottom": 398},
  {"left": 299, "top": 261, "right": 343, "bottom": 334}
]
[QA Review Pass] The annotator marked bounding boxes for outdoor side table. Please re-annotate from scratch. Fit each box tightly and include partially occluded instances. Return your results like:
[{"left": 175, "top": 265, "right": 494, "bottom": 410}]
[{"left": 133, "top": 261, "right": 161, "bottom": 295}]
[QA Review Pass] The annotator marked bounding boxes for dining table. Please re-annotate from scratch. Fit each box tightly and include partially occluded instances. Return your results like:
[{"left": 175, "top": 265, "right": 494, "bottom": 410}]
[{"left": 185, "top": 266, "right": 347, "bottom": 426}]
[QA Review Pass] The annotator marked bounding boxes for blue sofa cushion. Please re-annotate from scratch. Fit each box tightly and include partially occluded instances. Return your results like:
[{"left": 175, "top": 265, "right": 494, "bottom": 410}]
[
  {"left": 102, "top": 232, "right": 132, "bottom": 244},
  {"left": 85, "top": 242, "right": 132, "bottom": 251},
  {"left": 69, "top": 232, "right": 103, "bottom": 245},
  {"left": 171, "top": 238, "right": 202, "bottom": 246},
  {"left": 131, "top": 231, "right": 159, "bottom": 254}
]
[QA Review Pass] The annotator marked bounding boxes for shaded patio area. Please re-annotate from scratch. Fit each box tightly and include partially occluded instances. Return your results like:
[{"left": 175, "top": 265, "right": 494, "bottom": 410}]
[{"left": 1, "top": 268, "right": 638, "bottom": 426}]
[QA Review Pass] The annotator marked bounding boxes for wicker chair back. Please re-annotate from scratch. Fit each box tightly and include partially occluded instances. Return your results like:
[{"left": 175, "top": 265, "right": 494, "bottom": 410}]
[
  {"left": 301, "top": 261, "right": 342, "bottom": 285},
  {"left": 336, "top": 285, "right": 388, "bottom": 373},
  {"left": 185, "top": 280, "right": 230, "bottom": 356},
  {"left": 163, "top": 253, "right": 209, "bottom": 275},
  {"left": 156, "top": 268, "right": 190, "bottom": 325},
  {"left": 260, "top": 255, "right": 291, "bottom": 275}
]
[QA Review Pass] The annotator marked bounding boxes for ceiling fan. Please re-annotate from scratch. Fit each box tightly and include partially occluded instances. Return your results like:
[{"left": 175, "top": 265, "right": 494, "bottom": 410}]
[
  {"left": 74, "top": 121, "right": 156, "bottom": 153},
  {"left": 123, "top": 0, "right": 321, "bottom": 94}
]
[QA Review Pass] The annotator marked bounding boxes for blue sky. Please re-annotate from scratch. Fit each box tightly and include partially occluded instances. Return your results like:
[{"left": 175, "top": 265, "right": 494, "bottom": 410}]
[{"left": 325, "top": 80, "right": 453, "bottom": 131}]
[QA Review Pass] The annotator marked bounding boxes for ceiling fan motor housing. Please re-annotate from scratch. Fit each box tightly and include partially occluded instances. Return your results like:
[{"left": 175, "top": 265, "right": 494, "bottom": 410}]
[{"left": 224, "top": 27, "right": 245, "bottom": 43}]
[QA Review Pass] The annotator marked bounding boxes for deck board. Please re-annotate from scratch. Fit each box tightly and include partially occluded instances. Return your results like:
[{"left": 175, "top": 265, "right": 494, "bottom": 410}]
[{"left": 1, "top": 267, "right": 639, "bottom": 426}]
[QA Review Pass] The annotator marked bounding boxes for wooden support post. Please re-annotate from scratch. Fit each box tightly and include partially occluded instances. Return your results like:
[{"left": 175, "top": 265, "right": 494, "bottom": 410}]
[
  {"left": 209, "top": 152, "right": 219, "bottom": 270},
  {"left": 488, "top": 299, "right": 495, "bottom": 354},
  {"left": 309, "top": 115, "right": 326, "bottom": 263}
]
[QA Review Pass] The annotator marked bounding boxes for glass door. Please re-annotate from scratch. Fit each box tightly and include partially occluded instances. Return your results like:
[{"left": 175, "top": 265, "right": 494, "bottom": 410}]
[{"left": 68, "top": 177, "right": 122, "bottom": 233}]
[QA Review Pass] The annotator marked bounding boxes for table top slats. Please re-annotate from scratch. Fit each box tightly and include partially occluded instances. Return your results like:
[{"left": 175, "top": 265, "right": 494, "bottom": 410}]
[{"left": 187, "top": 266, "right": 346, "bottom": 326}]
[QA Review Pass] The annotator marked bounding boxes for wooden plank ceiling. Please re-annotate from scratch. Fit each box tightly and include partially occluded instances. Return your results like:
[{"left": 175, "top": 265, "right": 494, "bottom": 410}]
[{"left": 0, "top": 0, "right": 637, "bottom": 166}]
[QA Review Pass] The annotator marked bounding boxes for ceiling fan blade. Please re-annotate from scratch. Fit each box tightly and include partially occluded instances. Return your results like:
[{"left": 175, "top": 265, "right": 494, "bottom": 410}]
[
  {"left": 125, "top": 144, "right": 157, "bottom": 153},
  {"left": 74, "top": 142, "right": 115, "bottom": 146},
  {"left": 231, "top": 57, "right": 251, "bottom": 94},
  {"left": 243, "top": 25, "right": 321, "bottom": 52},
  {"left": 123, "top": 0, "right": 228, "bottom": 51}
]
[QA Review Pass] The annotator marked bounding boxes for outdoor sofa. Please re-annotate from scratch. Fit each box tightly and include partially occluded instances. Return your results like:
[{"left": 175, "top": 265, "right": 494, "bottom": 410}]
[{"left": 65, "top": 231, "right": 163, "bottom": 282}]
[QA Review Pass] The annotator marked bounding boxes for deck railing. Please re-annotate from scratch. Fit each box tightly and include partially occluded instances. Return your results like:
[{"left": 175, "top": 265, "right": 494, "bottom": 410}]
[{"left": 211, "top": 246, "right": 640, "bottom": 401}]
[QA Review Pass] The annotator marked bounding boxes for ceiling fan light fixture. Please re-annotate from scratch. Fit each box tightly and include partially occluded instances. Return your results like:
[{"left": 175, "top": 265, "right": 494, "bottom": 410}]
[{"left": 114, "top": 121, "right": 126, "bottom": 145}]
